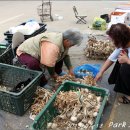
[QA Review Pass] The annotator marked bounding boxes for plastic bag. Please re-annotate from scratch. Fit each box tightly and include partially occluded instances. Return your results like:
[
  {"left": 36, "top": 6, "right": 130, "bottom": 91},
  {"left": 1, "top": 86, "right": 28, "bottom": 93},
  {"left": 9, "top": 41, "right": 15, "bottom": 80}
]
[
  {"left": 92, "top": 17, "right": 106, "bottom": 30},
  {"left": 73, "top": 64, "right": 101, "bottom": 78},
  {"left": 9, "top": 20, "right": 40, "bottom": 35}
]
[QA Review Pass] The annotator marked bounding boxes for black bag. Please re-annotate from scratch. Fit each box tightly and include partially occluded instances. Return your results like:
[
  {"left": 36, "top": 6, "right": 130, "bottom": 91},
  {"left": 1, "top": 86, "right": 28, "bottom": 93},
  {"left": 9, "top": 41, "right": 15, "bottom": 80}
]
[
  {"left": 100, "top": 14, "right": 110, "bottom": 23},
  {"left": 108, "top": 60, "right": 121, "bottom": 84}
]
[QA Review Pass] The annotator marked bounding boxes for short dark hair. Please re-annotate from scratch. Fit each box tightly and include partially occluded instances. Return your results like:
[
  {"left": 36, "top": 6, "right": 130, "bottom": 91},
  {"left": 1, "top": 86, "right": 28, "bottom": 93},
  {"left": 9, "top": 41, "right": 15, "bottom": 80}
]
[
  {"left": 106, "top": 23, "right": 130, "bottom": 48},
  {"left": 63, "top": 29, "right": 83, "bottom": 46}
]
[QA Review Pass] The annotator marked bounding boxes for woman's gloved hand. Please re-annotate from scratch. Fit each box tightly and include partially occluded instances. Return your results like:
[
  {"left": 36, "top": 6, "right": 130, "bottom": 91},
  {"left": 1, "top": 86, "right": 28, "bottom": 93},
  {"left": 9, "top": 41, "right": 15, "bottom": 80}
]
[
  {"left": 68, "top": 67, "right": 74, "bottom": 76},
  {"left": 94, "top": 72, "right": 103, "bottom": 82},
  {"left": 118, "top": 52, "right": 129, "bottom": 64},
  {"left": 51, "top": 73, "right": 58, "bottom": 81}
]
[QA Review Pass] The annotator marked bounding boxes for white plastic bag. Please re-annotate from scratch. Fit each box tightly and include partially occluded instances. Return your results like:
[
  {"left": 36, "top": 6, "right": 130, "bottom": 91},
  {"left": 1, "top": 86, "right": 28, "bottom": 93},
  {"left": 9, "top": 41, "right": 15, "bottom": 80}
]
[{"left": 9, "top": 20, "right": 40, "bottom": 35}]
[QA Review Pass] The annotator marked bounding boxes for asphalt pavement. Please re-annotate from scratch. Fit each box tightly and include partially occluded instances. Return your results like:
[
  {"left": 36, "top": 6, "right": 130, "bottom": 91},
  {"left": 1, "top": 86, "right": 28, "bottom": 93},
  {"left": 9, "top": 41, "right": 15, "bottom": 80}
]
[{"left": 0, "top": 1, "right": 130, "bottom": 130}]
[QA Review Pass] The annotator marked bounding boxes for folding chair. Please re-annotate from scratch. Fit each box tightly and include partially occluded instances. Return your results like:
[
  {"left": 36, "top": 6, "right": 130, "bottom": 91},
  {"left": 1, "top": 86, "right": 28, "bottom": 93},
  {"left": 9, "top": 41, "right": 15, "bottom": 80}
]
[{"left": 73, "top": 6, "right": 87, "bottom": 24}]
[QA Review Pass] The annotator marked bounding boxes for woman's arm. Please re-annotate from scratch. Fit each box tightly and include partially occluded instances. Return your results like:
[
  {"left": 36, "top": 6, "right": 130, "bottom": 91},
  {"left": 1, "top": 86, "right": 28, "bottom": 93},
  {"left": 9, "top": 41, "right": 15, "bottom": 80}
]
[
  {"left": 63, "top": 55, "right": 74, "bottom": 75},
  {"left": 40, "top": 41, "right": 59, "bottom": 80},
  {"left": 95, "top": 59, "right": 114, "bottom": 81},
  {"left": 100, "top": 59, "right": 113, "bottom": 73},
  {"left": 40, "top": 41, "right": 59, "bottom": 67},
  {"left": 95, "top": 48, "right": 120, "bottom": 81},
  {"left": 46, "top": 67, "right": 58, "bottom": 80}
]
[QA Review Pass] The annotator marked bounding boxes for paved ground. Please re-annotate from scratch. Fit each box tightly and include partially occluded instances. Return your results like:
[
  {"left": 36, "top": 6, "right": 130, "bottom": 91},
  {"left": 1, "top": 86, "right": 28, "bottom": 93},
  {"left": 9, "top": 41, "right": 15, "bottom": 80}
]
[{"left": 0, "top": 1, "right": 130, "bottom": 130}]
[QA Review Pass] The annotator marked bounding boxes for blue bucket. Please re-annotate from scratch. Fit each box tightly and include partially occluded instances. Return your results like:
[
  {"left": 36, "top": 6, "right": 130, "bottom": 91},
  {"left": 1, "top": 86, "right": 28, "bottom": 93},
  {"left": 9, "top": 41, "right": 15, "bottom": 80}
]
[{"left": 73, "top": 64, "right": 101, "bottom": 78}]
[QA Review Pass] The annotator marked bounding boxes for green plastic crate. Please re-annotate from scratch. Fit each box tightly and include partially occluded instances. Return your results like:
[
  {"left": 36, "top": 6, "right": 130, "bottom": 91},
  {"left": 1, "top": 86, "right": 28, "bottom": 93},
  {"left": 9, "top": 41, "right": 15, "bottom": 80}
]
[
  {"left": 0, "top": 63, "right": 43, "bottom": 116},
  {"left": 0, "top": 40, "right": 10, "bottom": 55},
  {"left": 0, "top": 45, "right": 7, "bottom": 55},
  {"left": 0, "top": 48, "right": 14, "bottom": 65},
  {"left": 30, "top": 81, "right": 109, "bottom": 130}
]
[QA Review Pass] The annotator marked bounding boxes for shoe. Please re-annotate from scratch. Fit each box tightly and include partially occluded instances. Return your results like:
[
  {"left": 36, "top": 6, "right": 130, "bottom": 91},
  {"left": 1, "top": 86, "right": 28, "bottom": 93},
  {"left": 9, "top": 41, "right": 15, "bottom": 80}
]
[
  {"left": 118, "top": 96, "right": 130, "bottom": 104},
  {"left": 58, "top": 71, "right": 67, "bottom": 76},
  {"left": 43, "top": 84, "right": 53, "bottom": 90}
]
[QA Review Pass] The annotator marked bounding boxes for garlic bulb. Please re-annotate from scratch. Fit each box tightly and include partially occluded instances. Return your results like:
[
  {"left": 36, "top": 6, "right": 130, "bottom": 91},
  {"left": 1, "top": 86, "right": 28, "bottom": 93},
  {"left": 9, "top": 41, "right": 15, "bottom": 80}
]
[
  {"left": 85, "top": 88, "right": 89, "bottom": 93},
  {"left": 51, "top": 123, "right": 57, "bottom": 129},
  {"left": 70, "top": 116, "right": 77, "bottom": 122},
  {"left": 77, "top": 113, "right": 84, "bottom": 121},
  {"left": 82, "top": 118, "right": 88, "bottom": 124},
  {"left": 93, "top": 112, "right": 98, "bottom": 117},
  {"left": 78, "top": 122, "right": 87, "bottom": 129},
  {"left": 47, "top": 123, "right": 52, "bottom": 129},
  {"left": 88, "top": 119, "right": 93, "bottom": 125},
  {"left": 96, "top": 104, "right": 101, "bottom": 110},
  {"left": 96, "top": 96, "right": 101, "bottom": 102},
  {"left": 59, "top": 114, "right": 66, "bottom": 119},
  {"left": 66, "top": 111, "right": 72, "bottom": 118},
  {"left": 78, "top": 122, "right": 85, "bottom": 128},
  {"left": 88, "top": 94, "right": 93, "bottom": 99}
]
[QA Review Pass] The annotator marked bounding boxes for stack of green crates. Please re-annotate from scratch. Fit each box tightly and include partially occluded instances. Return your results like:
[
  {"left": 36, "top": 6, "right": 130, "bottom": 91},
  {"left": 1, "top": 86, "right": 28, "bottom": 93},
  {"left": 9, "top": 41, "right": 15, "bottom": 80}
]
[
  {"left": 0, "top": 40, "right": 10, "bottom": 55},
  {"left": 0, "top": 63, "right": 43, "bottom": 116},
  {"left": 30, "top": 81, "right": 109, "bottom": 130},
  {"left": 0, "top": 48, "right": 14, "bottom": 65}
]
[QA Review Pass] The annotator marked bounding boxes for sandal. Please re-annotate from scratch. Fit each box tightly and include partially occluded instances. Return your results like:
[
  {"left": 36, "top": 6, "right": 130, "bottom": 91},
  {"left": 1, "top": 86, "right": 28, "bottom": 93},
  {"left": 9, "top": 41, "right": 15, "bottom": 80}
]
[{"left": 118, "top": 96, "right": 130, "bottom": 104}]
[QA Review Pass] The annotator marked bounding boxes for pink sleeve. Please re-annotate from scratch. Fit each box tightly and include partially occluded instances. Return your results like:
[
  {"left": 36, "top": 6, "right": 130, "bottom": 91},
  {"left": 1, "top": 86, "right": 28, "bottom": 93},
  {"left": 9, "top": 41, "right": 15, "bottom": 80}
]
[{"left": 40, "top": 42, "right": 59, "bottom": 67}]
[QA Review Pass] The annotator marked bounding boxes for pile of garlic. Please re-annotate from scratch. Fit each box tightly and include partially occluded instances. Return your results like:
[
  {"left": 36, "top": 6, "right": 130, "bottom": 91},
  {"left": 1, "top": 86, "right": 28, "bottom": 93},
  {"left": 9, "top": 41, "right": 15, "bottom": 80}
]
[
  {"left": 30, "top": 87, "right": 54, "bottom": 117},
  {"left": 47, "top": 88, "right": 102, "bottom": 130},
  {"left": 30, "top": 75, "right": 97, "bottom": 119},
  {"left": 84, "top": 35, "right": 115, "bottom": 60},
  {"left": 55, "top": 74, "right": 97, "bottom": 89},
  {"left": 56, "top": 74, "right": 81, "bottom": 84},
  {"left": 81, "top": 75, "right": 96, "bottom": 86}
]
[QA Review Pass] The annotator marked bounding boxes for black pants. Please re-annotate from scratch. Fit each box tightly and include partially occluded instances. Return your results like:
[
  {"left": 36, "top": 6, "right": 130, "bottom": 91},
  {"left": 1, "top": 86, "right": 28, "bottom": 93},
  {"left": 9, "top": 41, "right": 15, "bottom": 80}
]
[
  {"left": 114, "top": 63, "right": 130, "bottom": 96},
  {"left": 19, "top": 52, "right": 64, "bottom": 86},
  {"left": 110, "top": 63, "right": 130, "bottom": 96}
]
